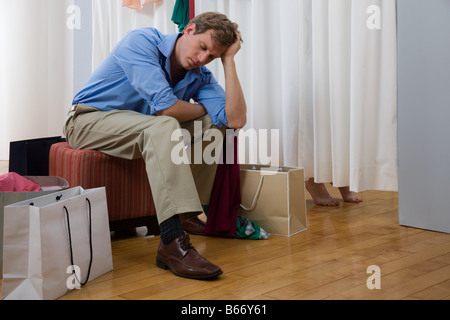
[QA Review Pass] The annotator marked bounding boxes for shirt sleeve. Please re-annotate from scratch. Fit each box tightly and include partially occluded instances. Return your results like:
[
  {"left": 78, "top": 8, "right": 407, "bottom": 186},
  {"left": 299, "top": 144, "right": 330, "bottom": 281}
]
[
  {"left": 113, "top": 30, "right": 178, "bottom": 113},
  {"left": 193, "top": 69, "right": 229, "bottom": 128}
]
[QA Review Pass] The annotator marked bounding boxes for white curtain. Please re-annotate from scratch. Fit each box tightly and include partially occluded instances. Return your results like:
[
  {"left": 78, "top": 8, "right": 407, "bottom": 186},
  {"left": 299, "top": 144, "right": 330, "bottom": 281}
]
[
  {"left": 90, "top": 0, "right": 398, "bottom": 192},
  {"left": 196, "top": 0, "right": 398, "bottom": 192},
  {"left": 0, "top": 0, "right": 74, "bottom": 160},
  {"left": 92, "top": 0, "right": 177, "bottom": 70}
]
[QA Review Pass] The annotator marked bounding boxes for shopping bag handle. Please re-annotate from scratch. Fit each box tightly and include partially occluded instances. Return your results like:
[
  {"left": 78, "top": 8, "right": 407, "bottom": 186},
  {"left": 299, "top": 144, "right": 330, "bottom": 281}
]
[
  {"left": 63, "top": 198, "right": 93, "bottom": 287},
  {"left": 240, "top": 175, "right": 264, "bottom": 212}
]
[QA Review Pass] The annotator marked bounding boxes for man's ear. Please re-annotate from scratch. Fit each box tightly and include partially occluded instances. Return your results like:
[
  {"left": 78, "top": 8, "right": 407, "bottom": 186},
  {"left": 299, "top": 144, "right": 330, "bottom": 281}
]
[{"left": 184, "top": 23, "right": 196, "bottom": 36}]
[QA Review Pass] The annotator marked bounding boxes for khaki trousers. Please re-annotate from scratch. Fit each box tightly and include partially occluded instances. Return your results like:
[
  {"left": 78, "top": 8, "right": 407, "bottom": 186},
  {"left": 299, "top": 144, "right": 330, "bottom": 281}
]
[{"left": 63, "top": 104, "right": 223, "bottom": 224}]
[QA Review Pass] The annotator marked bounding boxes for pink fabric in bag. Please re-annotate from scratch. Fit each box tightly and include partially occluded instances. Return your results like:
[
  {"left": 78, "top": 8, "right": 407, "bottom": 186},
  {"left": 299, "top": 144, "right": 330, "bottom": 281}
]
[{"left": 0, "top": 172, "right": 42, "bottom": 192}]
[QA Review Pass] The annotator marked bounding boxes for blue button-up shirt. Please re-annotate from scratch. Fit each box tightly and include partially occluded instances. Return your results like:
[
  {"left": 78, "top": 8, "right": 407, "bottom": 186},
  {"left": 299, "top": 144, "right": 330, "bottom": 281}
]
[{"left": 73, "top": 28, "right": 228, "bottom": 127}]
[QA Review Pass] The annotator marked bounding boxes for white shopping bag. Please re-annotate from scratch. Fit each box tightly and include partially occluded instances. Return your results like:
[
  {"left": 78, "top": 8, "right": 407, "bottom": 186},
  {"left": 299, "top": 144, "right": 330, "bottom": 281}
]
[
  {"left": 2, "top": 187, "right": 113, "bottom": 300},
  {"left": 0, "top": 176, "right": 69, "bottom": 279}
]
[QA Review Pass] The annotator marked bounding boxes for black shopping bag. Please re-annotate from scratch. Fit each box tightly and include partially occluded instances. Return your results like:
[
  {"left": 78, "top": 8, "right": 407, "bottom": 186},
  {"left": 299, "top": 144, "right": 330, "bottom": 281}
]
[{"left": 9, "top": 136, "right": 66, "bottom": 176}]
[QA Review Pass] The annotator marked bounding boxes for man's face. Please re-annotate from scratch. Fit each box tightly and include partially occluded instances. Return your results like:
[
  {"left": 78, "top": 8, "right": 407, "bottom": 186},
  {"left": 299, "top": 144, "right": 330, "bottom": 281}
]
[{"left": 178, "top": 24, "right": 227, "bottom": 70}]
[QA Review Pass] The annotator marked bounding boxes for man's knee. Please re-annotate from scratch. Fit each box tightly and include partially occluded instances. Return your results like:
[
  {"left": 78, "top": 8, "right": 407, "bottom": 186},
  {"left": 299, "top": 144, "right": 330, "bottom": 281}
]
[
  {"left": 156, "top": 115, "right": 182, "bottom": 129},
  {"left": 142, "top": 115, "right": 182, "bottom": 139}
]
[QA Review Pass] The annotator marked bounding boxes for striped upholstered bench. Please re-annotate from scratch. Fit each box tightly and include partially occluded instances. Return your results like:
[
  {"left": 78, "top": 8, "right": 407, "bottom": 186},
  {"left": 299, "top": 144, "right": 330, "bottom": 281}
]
[{"left": 49, "top": 142, "right": 160, "bottom": 236}]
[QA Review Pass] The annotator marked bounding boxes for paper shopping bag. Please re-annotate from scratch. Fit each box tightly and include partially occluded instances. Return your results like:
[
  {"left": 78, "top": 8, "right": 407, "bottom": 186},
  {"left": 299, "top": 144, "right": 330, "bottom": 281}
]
[
  {"left": 238, "top": 165, "right": 307, "bottom": 237},
  {"left": 9, "top": 136, "right": 66, "bottom": 176},
  {"left": 0, "top": 176, "right": 69, "bottom": 279},
  {"left": 2, "top": 186, "right": 113, "bottom": 300}
]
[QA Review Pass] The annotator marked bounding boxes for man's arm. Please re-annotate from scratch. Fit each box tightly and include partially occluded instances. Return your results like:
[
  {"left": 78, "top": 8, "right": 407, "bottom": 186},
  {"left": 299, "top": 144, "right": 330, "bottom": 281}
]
[
  {"left": 156, "top": 100, "right": 207, "bottom": 123},
  {"left": 222, "top": 33, "right": 247, "bottom": 129},
  {"left": 157, "top": 33, "right": 247, "bottom": 128}
]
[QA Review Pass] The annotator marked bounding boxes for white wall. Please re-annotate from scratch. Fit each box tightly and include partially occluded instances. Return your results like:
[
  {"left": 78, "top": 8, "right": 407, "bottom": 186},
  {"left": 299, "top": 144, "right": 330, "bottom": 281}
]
[{"left": 397, "top": 0, "right": 450, "bottom": 233}]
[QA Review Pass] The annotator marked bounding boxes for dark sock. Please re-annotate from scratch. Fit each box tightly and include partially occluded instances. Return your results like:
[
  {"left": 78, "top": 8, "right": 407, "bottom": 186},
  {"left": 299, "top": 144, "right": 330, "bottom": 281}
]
[{"left": 160, "top": 215, "right": 185, "bottom": 245}]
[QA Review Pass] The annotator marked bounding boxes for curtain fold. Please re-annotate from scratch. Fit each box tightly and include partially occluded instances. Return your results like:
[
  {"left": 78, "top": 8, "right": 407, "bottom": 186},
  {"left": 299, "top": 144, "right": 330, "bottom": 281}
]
[
  {"left": 0, "top": 0, "right": 74, "bottom": 160},
  {"left": 194, "top": 0, "right": 398, "bottom": 192},
  {"left": 348, "top": 0, "right": 398, "bottom": 191}
]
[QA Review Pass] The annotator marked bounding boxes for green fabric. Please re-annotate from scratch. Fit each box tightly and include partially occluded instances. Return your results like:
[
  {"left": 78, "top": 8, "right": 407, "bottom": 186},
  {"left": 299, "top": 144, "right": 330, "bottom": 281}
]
[
  {"left": 202, "top": 205, "right": 270, "bottom": 240},
  {"left": 171, "top": 0, "right": 190, "bottom": 32},
  {"left": 235, "top": 216, "right": 270, "bottom": 240}
]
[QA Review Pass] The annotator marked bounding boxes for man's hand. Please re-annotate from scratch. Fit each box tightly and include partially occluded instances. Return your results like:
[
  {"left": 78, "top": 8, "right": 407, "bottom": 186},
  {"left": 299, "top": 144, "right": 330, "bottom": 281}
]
[
  {"left": 222, "top": 32, "right": 242, "bottom": 61},
  {"left": 221, "top": 31, "right": 247, "bottom": 129}
]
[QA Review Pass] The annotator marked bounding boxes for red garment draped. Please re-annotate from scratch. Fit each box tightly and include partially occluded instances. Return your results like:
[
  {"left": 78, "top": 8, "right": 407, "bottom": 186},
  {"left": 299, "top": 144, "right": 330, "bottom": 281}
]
[
  {"left": 204, "top": 134, "right": 241, "bottom": 238},
  {"left": 189, "top": 0, "right": 195, "bottom": 19}
]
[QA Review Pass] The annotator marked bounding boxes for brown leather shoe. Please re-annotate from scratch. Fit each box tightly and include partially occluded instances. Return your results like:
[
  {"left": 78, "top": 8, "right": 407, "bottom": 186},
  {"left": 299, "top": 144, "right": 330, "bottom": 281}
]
[
  {"left": 156, "top": 233, "right": 222, "bottom": 280},
  {"left": 182, "top": 216, "right": 206, "bottom": 235}
]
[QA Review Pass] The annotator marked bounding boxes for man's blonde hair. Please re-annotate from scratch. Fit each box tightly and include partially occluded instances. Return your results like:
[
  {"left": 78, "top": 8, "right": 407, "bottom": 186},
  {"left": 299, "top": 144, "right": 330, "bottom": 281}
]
[{"left": 185, "top": 12, "right": 242, "bottom": 48}]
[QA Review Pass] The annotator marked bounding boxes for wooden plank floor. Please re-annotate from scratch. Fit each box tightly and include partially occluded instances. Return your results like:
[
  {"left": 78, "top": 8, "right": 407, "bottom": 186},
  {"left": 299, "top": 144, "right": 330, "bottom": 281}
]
[{"left": 1, "top": 160, "right": 449, "bottom": 300}]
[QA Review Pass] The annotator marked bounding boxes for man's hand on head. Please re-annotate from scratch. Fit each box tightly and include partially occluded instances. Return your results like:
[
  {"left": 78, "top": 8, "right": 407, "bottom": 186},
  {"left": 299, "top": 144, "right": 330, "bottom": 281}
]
[{"left": 221, "top": 32, "right": 242, "bottom": 62}]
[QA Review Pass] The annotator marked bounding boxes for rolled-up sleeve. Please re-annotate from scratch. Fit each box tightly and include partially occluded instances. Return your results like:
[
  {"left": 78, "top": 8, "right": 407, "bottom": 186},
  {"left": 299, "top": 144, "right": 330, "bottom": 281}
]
[
  {"left": 113, "top": 31, "right": 178, "bottom": 113},
  {"left": 193, "top": 71, "right": 228, "bottom": 128}
]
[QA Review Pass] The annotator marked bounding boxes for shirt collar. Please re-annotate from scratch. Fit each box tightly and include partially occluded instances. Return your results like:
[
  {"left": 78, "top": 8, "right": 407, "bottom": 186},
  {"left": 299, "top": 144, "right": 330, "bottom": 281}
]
[{"left": 158, "top": 32, "right": 181, "bottom": 58}]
